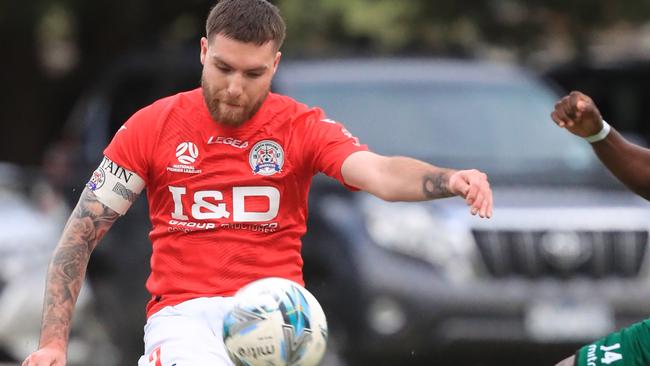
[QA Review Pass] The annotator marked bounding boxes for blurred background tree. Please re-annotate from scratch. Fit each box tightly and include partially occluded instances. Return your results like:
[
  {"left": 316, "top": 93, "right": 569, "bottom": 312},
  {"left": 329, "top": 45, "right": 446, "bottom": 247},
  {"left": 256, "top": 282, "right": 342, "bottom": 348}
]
[{"left": 2, "top": 0, "right": 650, "bottom": 165}]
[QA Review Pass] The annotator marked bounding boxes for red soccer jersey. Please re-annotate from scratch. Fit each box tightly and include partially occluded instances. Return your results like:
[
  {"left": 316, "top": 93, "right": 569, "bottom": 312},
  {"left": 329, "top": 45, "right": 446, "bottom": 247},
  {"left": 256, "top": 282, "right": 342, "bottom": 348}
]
[{"left": 103, "top": 88, "right": 367, "bottom": 317}]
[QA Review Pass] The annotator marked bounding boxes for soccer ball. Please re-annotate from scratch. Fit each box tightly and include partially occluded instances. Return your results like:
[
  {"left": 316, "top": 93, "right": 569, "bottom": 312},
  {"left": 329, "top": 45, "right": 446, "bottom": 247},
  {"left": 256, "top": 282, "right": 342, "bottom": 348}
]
[{"left": 223, "top": 277, "right": 328, "bottom": 366}]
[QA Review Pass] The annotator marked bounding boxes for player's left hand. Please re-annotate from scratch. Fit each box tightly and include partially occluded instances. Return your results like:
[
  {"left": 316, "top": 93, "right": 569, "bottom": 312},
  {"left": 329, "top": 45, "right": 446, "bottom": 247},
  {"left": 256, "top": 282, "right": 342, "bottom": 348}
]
[{"left": 448, "top": 169, "right": 492, "bottom": 218}]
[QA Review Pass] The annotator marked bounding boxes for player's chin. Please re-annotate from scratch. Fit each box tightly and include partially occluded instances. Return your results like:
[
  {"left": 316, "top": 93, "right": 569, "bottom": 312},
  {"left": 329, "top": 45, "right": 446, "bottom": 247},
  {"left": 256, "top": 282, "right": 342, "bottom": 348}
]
[{"left": 218, "top": 111, "right": 248, "bottom": 126}]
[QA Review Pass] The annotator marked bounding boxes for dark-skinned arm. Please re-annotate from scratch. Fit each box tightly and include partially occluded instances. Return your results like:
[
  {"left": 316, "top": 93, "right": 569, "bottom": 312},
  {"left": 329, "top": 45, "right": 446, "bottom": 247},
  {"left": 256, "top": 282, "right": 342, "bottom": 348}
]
[
  {"left": 591, "top": 128, "right": 650, "bottom": 200},
  {"left": 551, "top": 90, "right": 650, "bottom": 201}
]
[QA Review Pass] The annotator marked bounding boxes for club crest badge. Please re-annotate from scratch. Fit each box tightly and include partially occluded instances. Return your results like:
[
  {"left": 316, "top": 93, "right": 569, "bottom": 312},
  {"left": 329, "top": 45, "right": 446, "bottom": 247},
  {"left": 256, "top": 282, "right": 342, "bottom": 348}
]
[{"left": 249, "top": 140, "right": 284, "bottom": 176}]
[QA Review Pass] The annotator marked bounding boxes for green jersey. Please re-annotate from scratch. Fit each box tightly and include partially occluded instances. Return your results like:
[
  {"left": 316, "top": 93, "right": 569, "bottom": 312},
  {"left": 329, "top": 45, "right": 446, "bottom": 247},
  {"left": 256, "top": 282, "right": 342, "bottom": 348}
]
[{"left": 576, "top": 319, "right": 650, "bottom": 366}]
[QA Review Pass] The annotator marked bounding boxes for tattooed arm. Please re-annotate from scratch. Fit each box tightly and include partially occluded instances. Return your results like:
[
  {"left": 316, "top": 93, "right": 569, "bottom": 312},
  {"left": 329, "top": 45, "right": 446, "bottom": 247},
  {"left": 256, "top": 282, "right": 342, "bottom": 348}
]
[
  {"left": 341, "top": 151, "right": 492, "bottom": 218},
  {"left": 23, "top": 187, "right": 120, "bottom": 366}
]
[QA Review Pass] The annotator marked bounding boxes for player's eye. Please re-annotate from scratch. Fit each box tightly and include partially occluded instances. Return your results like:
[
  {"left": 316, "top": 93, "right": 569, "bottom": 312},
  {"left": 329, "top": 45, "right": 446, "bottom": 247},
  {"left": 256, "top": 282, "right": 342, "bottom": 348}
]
[{"left": 216, "top": 65, "right": 232, "bottom": 73}]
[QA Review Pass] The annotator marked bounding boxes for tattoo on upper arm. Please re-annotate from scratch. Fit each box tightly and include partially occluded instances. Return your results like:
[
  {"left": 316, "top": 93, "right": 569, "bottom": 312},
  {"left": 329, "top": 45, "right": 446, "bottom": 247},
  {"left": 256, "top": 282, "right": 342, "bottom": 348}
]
[
  {"left": 60, "top": 187, "right": 121, "bottom": 252},
  {"left": 422, "top": 173, "right": 453, "bottom": 199},
  {"left": 40, "top": 188, "right": 120, "bottom": 346}
]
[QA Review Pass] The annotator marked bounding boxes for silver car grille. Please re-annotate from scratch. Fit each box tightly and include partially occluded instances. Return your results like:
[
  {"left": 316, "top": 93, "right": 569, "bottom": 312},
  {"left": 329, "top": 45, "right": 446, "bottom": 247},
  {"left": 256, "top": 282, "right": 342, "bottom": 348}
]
[{"left": 472, "top": 230, "right": 648, "bottom": 278}]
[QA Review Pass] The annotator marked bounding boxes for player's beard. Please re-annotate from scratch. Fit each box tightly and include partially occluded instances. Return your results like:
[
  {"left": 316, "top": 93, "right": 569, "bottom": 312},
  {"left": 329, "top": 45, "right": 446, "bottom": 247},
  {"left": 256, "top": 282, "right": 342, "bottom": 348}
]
[{"left": 201, "top": 76, "right": 268, "bottom": 127}]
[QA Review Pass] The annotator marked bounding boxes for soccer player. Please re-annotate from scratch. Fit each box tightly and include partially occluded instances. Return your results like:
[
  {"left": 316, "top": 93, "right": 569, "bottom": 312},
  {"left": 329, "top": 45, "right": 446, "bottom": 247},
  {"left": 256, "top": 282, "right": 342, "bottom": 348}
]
[
  {"left": 552, "top": 91, "right": 650, "bottom": 366},
  {"left": 22, "top": 1, "right": 493, "bottom": 365}
]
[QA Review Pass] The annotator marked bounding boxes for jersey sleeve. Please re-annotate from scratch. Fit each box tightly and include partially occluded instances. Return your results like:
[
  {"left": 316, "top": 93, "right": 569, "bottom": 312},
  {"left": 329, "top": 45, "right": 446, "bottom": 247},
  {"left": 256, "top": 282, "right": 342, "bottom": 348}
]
[
  {"left": 299, "top": 108, "right": 369, "bottom": 189},
  {"left": 103, "top": 103, "right": 159, "bottom": 184}
]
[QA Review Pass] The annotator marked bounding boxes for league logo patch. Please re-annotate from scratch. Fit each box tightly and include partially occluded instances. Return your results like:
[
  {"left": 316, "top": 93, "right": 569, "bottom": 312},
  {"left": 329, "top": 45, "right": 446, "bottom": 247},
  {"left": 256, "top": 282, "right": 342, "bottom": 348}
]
[
  {"left": 87, "top": 167, "right": 106, "bottom": 191},
  {"left": 176, "top": 142, "right": 199, "bottom": 165},
  {"left": 167, "top": 142, "right": 202, "bottom": 174},
  {"left": 249, "top": 140, "right": 284, "bottom": 176}
]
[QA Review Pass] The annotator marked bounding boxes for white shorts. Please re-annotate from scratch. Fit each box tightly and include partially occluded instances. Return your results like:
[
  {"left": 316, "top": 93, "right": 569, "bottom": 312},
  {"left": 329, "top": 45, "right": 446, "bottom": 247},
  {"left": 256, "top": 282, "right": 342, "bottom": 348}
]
[{"left": 137, "top": 296, "right": 236, "bottom": 366}]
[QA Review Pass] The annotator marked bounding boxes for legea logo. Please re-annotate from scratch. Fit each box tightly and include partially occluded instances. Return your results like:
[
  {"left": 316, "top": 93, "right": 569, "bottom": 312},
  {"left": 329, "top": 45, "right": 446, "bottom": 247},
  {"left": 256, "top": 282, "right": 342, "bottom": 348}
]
[{"left": 176, "top": 142, "right": 199, "bottom": 165}]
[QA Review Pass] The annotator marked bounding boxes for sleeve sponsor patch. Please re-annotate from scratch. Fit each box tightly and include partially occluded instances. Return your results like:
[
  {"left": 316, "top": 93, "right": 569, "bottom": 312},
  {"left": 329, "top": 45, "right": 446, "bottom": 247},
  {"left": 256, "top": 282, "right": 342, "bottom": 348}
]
[{"left": 87, "top": 156, "right": 145, "bottom": 215}]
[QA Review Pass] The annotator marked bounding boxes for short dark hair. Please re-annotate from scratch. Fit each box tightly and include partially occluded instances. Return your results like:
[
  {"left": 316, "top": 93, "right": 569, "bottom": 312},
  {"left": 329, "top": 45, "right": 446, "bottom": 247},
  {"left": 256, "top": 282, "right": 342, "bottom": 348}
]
[{"left": 205, "top": 0, "right": 286, "bottom": 50}]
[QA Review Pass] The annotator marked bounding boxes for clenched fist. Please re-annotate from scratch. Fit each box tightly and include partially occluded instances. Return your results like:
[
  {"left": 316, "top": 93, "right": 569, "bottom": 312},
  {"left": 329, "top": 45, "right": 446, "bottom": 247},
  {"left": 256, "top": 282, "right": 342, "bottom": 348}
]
[{"left": 551, "top": 91, "right": 604, "bottom": 138}]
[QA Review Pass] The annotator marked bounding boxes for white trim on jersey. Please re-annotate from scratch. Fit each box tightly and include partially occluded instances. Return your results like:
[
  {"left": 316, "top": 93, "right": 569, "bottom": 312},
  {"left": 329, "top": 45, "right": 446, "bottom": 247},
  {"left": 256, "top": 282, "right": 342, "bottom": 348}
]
[{"left": 86, "top": 156, "right": 145, "bottom": 215}]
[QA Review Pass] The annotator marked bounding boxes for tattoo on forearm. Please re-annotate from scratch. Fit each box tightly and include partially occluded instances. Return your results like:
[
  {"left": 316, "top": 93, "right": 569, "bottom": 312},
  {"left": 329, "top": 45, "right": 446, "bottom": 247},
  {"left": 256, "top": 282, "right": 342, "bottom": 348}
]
[
  {"left": 422, "top": 172, "right": 453, "bottom": 199},
  {"left": 40, "top": 188, "right": 119, "bottom": 347}
]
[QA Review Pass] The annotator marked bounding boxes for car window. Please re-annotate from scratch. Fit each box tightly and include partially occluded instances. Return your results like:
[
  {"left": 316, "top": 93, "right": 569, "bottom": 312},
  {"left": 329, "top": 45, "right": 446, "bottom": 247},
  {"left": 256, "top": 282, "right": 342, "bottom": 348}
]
[{"left": 280, "top": 79, "right": 597, "bottom": 176}]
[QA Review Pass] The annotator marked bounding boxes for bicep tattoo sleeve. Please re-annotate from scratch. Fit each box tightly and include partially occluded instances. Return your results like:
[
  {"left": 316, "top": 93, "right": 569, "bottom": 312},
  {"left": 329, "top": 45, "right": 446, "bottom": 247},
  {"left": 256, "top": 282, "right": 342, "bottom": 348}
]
[{"left": 40, "top": 188, "right": 120, "bottom": 346}]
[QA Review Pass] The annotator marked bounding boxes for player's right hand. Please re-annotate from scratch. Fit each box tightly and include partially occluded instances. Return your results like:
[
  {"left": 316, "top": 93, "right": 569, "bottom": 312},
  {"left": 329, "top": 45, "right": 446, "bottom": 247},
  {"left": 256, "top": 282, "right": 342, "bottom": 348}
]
[
  {"left": 551, "top": 90, "right": 604, "bottom": 137},
  {"left": 22, "top": 347, "right": 66, "bottom": 366}
]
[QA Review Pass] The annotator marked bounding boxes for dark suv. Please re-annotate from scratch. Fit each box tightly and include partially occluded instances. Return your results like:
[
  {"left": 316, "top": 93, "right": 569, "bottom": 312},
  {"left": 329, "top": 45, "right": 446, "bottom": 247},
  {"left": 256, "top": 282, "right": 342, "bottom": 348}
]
[
  {"left": 276, "top": 59, "right": 650, "bottom": 365},
  {"left": 59, "top": 54, "right": 650, "bottom": 366}
]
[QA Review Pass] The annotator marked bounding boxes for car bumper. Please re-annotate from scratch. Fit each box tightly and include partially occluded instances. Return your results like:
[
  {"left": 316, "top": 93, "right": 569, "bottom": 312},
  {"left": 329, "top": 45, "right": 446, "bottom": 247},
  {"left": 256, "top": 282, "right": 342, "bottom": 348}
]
[{"left": 351, "top": 247, "right": 650, "bottom": 355}]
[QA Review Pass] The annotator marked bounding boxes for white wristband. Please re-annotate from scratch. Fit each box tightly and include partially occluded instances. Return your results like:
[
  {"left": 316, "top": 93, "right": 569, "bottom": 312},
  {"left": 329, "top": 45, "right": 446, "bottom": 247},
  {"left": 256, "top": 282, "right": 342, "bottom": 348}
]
[{"left": 584, "top": 120, "right": 611, "bottom": 143}]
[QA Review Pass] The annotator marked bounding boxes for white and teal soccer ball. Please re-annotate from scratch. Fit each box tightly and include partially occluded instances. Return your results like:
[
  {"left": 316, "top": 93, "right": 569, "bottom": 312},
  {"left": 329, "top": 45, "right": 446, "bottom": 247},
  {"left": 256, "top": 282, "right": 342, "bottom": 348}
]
[{"left": 223, "top": 277, "right": 328, "bottom": 366}]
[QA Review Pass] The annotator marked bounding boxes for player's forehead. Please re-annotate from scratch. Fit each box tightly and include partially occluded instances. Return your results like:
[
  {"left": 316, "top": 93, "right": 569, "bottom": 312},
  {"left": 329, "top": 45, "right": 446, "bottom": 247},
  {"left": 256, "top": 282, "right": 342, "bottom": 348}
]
[{"left": 207, "top": 33, "right": 276, "bottom": 70}]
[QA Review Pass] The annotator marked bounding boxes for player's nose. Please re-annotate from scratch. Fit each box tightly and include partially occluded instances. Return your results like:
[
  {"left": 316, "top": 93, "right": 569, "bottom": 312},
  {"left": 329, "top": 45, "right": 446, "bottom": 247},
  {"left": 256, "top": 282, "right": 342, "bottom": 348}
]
[{"left": 226, "top": 74, "right": 243, "bottom": 98}]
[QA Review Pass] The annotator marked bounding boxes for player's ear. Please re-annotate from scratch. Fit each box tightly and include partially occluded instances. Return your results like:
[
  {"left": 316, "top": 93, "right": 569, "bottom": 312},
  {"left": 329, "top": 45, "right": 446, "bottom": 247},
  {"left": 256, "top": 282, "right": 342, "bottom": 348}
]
[
  {"left": 200, "top": 37, "right": 209, "bottom": 65},
  {"left": 272, "top": 52, "right": 281, "bottom": 75}
]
